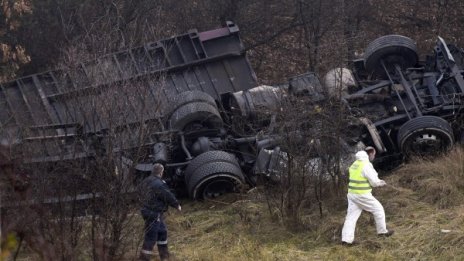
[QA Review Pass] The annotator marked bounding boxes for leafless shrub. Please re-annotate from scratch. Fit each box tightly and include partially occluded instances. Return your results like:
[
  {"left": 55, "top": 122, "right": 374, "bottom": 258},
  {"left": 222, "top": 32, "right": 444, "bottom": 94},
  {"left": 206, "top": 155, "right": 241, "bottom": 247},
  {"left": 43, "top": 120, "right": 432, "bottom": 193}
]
[
  {"left": 258, "top": 91, "right": 352, "bottom": 229},
  {"left": 0, "top": 13, "right": 173, "bottom": 260}
]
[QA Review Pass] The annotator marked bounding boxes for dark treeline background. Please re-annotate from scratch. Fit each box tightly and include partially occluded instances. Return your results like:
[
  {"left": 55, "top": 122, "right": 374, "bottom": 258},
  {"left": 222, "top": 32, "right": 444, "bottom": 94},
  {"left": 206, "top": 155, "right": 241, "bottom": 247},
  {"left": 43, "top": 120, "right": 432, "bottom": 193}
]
[{"left": 2, "top": 0, "right": 464, "bottom": 84}]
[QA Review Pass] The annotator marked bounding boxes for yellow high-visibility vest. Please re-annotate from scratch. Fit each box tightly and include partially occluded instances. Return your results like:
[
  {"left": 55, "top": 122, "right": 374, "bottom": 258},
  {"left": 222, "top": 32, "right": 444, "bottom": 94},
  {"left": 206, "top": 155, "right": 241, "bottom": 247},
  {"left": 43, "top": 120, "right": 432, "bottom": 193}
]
[{"left": 348, "top": 160, "right": 372, "bottom": 194}]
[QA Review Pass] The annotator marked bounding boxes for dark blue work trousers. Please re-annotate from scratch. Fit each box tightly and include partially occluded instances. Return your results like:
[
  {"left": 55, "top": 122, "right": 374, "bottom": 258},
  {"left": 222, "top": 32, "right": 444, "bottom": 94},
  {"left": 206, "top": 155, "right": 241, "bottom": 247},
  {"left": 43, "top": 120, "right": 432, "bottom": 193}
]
[{"left": 141, "top": 210, "right": 168, "bottom": 252}]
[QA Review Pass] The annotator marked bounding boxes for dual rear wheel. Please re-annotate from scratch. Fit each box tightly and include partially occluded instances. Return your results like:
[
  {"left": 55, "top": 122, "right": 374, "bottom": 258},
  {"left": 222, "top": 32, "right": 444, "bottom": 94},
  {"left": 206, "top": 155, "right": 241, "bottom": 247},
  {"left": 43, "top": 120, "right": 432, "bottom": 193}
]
[
  {"left": 185, "top": 150, "right": 245, "bottom": 200},
  {"left": 166, "top": 91, "right": 245, "bottom": 199}
]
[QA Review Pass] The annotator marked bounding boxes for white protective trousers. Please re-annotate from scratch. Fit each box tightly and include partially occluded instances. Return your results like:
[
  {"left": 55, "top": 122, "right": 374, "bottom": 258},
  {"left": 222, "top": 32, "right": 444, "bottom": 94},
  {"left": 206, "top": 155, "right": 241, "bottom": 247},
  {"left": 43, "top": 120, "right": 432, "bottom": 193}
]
[{"left": 341, "top": 192, "right": 388, "bottom": 243}]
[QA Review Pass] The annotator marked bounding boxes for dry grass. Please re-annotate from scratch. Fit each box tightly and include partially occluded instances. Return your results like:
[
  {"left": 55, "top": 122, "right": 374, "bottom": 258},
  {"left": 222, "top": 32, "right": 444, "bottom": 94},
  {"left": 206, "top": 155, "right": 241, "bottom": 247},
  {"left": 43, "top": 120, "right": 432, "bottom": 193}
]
[
  {"left": 395, "top": 147, "right": 464, "bottom": 208},
  {"left": 163, "top": 148, "right": 464, "bottom": 260},
  {"left": 13, "top": 148, "right": 464, "bottom": 260}
]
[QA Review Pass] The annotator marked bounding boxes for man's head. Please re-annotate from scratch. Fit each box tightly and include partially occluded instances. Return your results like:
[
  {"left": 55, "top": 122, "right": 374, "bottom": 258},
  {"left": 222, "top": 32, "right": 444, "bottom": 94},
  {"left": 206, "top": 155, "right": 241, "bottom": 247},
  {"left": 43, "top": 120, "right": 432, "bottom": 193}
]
[
  {"left": 152, "top": 163, "right": 164, "bottom": 177},
  {"left": 365, "top": 146, "right": 376, "bottom": 162}
]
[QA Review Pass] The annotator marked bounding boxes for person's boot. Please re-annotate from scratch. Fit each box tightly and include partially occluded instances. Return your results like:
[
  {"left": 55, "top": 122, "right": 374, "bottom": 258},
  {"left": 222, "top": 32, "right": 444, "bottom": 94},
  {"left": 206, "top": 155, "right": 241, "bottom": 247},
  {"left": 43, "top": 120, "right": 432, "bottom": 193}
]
[
  {"left": 378, "top": 230, "right": 394, "bottom": 237},
  {"left": 158, "top": 244, "right": 170, "bottom": 261}
]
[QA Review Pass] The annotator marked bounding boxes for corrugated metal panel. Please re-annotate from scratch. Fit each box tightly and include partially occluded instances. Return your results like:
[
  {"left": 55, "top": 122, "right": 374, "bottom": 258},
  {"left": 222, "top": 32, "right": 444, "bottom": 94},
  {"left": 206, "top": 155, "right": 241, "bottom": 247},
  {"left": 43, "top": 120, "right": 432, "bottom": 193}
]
[{"left": 0, "top": 23, "right": 257, "bottom": 148}]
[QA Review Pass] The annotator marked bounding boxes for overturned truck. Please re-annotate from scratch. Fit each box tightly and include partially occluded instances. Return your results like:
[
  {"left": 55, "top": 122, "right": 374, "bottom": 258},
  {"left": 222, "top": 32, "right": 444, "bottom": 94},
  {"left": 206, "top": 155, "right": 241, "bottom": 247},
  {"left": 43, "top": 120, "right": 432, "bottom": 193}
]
[
  {"left": 0, "top": 22, "right": 293, "bottom": 201},
  {"left": 1, "top": 22, "right": 464, "bottom": 202},
  {"left": 341, "top": 34, "right": 464, "bottom": 168}
]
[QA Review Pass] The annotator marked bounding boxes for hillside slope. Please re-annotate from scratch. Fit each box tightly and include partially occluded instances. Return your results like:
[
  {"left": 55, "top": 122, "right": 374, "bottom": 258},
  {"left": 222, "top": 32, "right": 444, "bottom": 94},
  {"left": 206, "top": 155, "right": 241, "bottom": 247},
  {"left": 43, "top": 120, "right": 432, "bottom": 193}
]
[{"left": 165, "top": 148, "right": 464, "bottom": 260}]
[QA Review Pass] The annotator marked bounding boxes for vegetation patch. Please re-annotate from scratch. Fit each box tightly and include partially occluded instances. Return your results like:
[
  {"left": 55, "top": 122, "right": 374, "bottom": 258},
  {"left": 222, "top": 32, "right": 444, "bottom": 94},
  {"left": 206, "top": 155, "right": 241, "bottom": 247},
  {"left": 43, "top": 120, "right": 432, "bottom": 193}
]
[
  {"left": 162, "top": 149, "right": 464, "bottom": 260},
  {"left": 396, "top": 147, "right": 464, "bottom": 208}
]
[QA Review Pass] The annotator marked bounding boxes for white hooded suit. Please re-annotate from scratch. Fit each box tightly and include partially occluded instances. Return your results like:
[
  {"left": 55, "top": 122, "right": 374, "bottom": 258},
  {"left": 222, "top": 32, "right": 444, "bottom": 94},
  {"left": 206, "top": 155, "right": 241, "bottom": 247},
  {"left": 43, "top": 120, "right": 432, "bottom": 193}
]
[{"left": 341, "top": 151, "right": 389, "bottom": 243}]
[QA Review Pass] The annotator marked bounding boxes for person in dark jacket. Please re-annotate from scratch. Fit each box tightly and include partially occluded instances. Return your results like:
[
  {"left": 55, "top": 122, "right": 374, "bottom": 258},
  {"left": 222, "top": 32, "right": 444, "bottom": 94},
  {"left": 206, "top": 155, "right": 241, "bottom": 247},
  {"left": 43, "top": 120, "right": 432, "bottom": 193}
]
[{"left": 139, "top": 163, "right": 181, "bottom": 261}]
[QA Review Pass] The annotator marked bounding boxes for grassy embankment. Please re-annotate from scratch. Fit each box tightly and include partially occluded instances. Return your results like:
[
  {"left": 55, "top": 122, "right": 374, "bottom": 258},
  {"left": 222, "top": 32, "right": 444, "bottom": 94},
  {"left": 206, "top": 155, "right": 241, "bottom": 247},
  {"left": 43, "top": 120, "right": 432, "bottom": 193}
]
[
  {"left": 13, "top": 148, "right": 464, "bottom": 260},
  {"left": 165, "top": 148, "right": 464, "bottom": 261}
]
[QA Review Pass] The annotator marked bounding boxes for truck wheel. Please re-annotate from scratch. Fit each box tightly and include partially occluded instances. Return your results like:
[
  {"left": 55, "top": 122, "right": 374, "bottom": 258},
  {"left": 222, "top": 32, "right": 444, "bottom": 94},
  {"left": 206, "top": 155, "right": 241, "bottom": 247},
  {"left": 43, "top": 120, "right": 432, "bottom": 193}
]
[
  {"left": 168, "top": 102, "right": 222, "bottom": 131},
  {"left": 169, "top": 90, "right": 217, "bottom": 112},
  {"left": 167, "top": 90, "right": 222, "bottom": 131},
  {"left": 186, "top": 151, "right": 244, "bottom": 199},
  {"left": 364, "top": 35, "right": 418, "bottom": 79},
  {"left": 184, "top": 150, "right": 240, "bottom": 183},
  {"left": 397, "top": 116, "right": 454, "bottom": 157}
]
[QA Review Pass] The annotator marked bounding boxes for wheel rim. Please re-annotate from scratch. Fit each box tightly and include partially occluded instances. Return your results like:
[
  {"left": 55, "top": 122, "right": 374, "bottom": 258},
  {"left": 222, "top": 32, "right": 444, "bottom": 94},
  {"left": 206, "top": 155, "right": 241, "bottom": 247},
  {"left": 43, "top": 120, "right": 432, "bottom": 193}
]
[
  {"left": 183, "top": 122, "right": 206, "bottom": 132},
  {"left": 202, "top": 178, "right": 236, "bottom": 199},
  {"left": 402, "top": 129, "right": 453, "bottom": 156},
  {"left": 192, "top": 174, "right": 243, "bottom": 199}
]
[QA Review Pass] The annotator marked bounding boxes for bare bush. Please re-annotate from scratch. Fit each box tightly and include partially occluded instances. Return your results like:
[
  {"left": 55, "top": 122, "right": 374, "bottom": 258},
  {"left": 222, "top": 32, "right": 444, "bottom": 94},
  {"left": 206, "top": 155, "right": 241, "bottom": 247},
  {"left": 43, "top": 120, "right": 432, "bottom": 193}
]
[
  {"left": 0, "top": 12, "right": 173, "bottom": 259},
  {"left": 259, "top": 92, "right": 352, "bottom": 229}
]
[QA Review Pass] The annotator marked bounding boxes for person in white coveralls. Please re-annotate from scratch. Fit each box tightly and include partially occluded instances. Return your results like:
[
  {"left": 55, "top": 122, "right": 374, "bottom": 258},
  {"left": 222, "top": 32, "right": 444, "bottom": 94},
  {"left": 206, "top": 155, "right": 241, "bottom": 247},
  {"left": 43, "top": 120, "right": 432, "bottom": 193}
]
[{"left": 341, "top": 146, "right": 394, "bottom": 245}]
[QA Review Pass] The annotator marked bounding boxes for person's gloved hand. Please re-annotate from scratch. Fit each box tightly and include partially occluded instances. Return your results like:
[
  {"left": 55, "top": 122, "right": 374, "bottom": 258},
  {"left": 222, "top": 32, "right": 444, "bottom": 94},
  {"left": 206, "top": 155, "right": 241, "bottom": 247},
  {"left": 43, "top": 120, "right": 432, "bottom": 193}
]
[{"left": 378, "top": 180, "right": 386, "bottom": 187}]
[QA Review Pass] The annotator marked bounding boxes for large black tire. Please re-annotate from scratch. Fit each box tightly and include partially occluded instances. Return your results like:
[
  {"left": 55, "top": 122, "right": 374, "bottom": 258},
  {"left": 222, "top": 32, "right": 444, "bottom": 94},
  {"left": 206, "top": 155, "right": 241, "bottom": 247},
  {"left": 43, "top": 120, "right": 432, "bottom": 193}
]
[
  {"left": 185, "top": 151, "right": 245, "bottom": 199},
  {"left": 364, "top": 35, "right": 418, "bottom": 79},
  {"left": 168, "top": 102, "right": 223, "bottom": 131},
  {"left": 168, "top": 90, "right": 217, "bottom": 115},
  {"left": 166, "top": 90, "right": 222, "bottom": 131},
  {"left": 184, "top": 151, "right": 240, "bottom": 183},
  {"left": 397, "top": 116, "right": 454, "bottom": 157}
]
